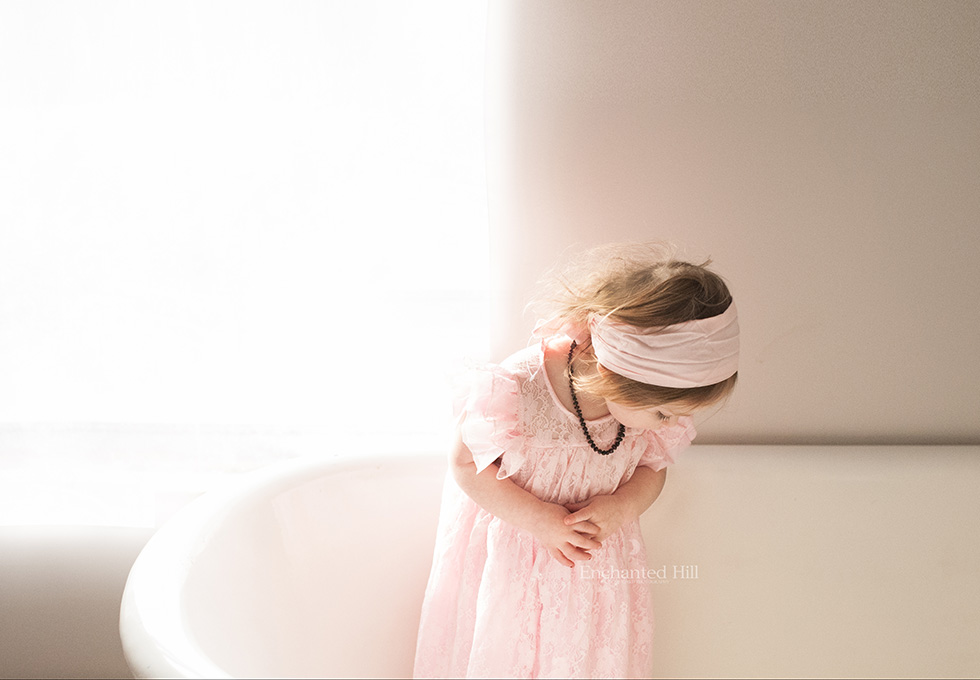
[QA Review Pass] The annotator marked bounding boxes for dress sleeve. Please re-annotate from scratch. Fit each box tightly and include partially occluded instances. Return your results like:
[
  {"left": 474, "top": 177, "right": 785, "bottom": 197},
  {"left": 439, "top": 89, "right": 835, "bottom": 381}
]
[
  {"left": 637, "top": 416, "right": 697, "bottom": 472},
  {"left": 453, "top": 365, "right": 525, "bottom": 480}
]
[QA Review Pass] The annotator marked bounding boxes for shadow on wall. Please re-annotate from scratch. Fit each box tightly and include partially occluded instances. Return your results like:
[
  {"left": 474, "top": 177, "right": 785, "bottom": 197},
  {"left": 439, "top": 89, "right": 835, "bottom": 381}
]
[{"left": 0, "top": 526, "right": 154, "bottom": 680}]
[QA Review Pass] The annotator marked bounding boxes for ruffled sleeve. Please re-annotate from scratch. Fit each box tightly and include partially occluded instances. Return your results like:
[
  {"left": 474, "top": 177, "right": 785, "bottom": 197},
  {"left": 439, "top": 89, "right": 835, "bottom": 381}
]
[
  {"left": 453, "top": 365, "right": 525, "bottom": 480},
  {"left": 637, "top": 416, "right": 697, "bottom": 472}
]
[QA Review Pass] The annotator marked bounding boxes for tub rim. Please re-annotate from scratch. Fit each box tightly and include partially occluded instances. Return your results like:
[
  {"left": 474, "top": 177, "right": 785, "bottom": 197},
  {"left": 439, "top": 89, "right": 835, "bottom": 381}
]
[{"left": 118, "top": 451, "right": 447, "bottom": 679}]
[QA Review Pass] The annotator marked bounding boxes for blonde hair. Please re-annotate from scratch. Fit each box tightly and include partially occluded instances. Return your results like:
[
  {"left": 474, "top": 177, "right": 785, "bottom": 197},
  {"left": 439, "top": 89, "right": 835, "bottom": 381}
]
[{"left": 532, "top": 242, "right": 738, "bottom": 411}]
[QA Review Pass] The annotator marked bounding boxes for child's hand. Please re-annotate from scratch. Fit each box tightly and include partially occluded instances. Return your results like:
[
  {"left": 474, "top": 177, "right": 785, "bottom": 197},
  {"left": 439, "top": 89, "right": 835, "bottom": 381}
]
[
  {"left": 563, "top": 494, "right": 629, "bottom": 542},
  {"left": 528, "top": 502, "right": 603, "bottom": 568}
]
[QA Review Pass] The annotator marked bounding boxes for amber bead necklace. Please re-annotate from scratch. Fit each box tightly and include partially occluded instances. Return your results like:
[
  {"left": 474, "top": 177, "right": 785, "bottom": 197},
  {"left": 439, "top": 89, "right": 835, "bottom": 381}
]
[{"left": 567, "top": 340, "right": 625, "bottom": 455}]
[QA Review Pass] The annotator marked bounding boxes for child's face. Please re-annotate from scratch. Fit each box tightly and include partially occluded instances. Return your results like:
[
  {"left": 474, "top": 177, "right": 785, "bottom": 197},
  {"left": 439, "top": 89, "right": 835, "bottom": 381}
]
[{"left": 604, "top": 400, "right": 693, "bottom": 431}]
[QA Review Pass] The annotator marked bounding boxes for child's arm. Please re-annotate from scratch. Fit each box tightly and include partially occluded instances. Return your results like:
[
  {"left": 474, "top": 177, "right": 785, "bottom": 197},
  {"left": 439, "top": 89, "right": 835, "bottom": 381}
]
[
  {"left": 563, "top": 465, "right": 667, "bottom": 542},
  {"left": 450, "top": 430, "right": 603, "bottom": 568}
]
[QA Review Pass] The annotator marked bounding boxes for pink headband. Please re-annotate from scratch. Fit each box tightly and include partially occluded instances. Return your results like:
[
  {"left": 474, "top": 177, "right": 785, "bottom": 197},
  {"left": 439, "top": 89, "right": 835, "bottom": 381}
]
[{"left": 589, "top": 304, "right": 739, "bottom": 388}]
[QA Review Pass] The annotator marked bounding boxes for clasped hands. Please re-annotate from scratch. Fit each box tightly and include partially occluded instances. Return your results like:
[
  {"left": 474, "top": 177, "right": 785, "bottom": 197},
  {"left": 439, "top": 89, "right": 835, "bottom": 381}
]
[{"left": 531, "top": 494, "right": 629, "bottom": 568}]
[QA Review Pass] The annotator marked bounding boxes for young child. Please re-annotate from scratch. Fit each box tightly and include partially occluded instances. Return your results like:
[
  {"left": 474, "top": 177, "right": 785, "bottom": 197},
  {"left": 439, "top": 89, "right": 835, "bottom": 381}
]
[{"left": 413, "top": 243, "right": 739, "bottom": 679}]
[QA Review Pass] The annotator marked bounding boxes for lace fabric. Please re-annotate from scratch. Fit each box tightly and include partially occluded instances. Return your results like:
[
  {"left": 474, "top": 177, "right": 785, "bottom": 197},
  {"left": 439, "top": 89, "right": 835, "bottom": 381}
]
[{"left": 415, "top": 341, "right": 696, "bottom": 678}]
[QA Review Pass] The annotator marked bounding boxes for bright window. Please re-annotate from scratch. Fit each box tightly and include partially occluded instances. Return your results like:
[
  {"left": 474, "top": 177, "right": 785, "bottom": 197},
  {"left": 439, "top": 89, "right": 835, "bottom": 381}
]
[{"left": 0, "top": 1, "right": 489, "bottom": 526}]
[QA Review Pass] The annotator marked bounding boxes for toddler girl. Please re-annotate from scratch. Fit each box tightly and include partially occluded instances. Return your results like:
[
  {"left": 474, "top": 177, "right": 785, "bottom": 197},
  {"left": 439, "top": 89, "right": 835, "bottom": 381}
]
[{"left": 413, "top": 243, "right": 739, "bottom": 678}]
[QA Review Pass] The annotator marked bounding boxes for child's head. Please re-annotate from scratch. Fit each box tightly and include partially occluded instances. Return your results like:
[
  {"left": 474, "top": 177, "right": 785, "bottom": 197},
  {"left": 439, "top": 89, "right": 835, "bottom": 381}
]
[{"left": 534, "top": 242, "right": 738, "bottom": 414}]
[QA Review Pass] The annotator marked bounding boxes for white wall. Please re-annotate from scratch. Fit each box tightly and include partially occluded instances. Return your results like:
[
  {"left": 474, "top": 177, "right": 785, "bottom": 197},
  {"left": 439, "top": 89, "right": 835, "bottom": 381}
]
[{"left": 486, "top": 0, "right": 980, "bottom": 445}]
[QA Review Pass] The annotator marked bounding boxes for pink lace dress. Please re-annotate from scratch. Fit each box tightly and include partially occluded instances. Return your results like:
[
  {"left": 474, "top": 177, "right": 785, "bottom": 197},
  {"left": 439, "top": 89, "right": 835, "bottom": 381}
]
[{"left": 413, "top": 341, "right": 696, "bottom": 679}]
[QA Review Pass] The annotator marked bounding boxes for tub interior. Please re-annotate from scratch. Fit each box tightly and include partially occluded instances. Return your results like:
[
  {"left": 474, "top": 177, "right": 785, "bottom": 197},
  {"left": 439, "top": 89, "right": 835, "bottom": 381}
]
[{"left": 171, "top": 458, "right": 445, "bottom": 678}]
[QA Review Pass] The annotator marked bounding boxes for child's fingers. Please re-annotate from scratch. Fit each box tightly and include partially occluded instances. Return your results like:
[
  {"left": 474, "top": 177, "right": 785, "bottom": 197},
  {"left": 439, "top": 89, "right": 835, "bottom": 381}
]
[
  {"left": 563, "top": 507, "right": 594, "bottom": 525},
  {"left": 564, "top": 500, "right": 588, "bottom": 512},
  {"left": 569, "top": 532, "right": 602, "bottom": 552},
  {"left": 570, "top": 521, "right": 601, "bottom": 536},
  {"left": 560, "top": 544, "right": 593, "bottom": 563},
  {"left": 549, "top": 547, "right": 575, "bottom": 568}
]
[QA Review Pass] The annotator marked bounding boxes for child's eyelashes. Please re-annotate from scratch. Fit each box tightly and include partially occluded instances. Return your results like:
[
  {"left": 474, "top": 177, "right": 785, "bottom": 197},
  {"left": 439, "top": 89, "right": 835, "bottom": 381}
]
[{"left": 656, "top": 412, "right": 670, "bottom": 421}]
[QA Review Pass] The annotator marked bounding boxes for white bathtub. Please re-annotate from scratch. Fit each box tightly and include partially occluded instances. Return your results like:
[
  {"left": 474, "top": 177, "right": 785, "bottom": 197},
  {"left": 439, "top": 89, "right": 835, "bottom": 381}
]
[{"left": 120, "top": 446, "right": 980, "bottom": 678}]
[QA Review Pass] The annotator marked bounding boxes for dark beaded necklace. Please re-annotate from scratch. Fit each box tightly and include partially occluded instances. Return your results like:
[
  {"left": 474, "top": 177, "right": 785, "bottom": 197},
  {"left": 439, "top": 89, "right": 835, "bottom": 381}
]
[{"left": 567, "top": 340, "right": 625, "bottom": 455}]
